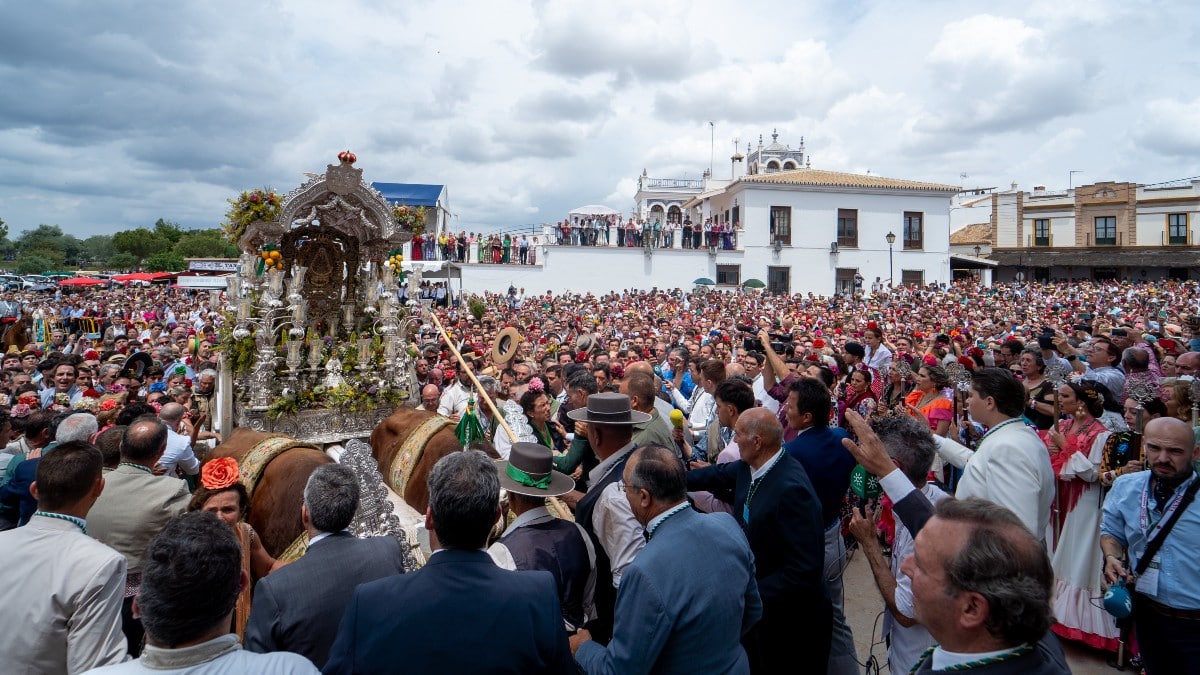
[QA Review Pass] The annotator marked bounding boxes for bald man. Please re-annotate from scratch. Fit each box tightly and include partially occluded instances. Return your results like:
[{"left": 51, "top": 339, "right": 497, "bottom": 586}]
[
  {"left": 624, "top": 360, "right": 676, "bottom": 426},
  {"left": 686, "top": 408, "right": 831, "bottom": 670},
  {"left": 419, "top": 384, "right": 441, "bottom": 414},
  {"left": 1174, "top": 351, "right": 1200, "bottom": 377},
  {"left": 1101, "top": 417, "right": 1200, "bottom": 674}
]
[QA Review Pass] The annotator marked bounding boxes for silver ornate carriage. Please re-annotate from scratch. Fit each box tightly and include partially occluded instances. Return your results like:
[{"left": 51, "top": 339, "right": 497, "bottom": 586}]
[{"left": 217, "top": 154, "right": 423, "bottom": 444}]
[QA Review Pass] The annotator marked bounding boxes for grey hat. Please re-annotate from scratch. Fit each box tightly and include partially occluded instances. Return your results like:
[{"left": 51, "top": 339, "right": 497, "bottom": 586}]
[
  {"left": 566, "top": 392, "right": 652, "bottom": 425},
  {"left": 495, "top": 442, "right": 575, "bottom": 497}
]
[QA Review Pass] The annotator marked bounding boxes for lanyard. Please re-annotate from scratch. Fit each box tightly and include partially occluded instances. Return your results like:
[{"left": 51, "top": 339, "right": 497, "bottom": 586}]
[
  {"left": 1138, "top": 474, "right": 1195, "bottom": 542},
  {"left": 743, "top": 451, "right": 784, "bottom": 525}
]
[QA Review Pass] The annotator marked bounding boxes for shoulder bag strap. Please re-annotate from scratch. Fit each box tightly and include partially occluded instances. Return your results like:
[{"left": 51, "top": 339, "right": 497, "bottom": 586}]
[{"left": 1136, "top": 475, "right": 1200, "bottom": 576}]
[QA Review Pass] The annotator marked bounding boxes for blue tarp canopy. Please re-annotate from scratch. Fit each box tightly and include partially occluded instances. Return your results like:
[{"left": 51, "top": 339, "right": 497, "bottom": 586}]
[{"left": 371, "top": 182, "right": 444, "bottom": 208}]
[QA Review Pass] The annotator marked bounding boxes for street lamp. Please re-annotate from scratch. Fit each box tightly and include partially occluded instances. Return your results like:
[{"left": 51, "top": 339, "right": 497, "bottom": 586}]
[{"left": 885, "top": 231, "right": 896, "bottom": 287}]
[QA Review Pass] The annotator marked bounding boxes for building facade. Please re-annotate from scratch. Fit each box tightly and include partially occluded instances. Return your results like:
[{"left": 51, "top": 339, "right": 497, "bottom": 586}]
[{"left": 985, "top": 180, "right": 1200, "bottom": 282}]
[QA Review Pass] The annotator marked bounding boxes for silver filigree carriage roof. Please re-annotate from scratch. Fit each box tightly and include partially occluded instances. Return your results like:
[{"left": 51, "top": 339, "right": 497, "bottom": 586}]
[{"left": 238, "top": 156, "right": 411, "bottom": 260}]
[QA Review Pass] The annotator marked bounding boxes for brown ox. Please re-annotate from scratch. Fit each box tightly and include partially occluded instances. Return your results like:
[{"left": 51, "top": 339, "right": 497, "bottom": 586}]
[
  {"left": 370, "top": 407, "right": 499, "bottom": 516},
  {"left": 205, "top": 408, "right": 496, "bottom": 559}
]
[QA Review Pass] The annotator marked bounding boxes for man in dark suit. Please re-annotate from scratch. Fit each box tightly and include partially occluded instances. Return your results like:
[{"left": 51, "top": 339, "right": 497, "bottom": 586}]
[
  {"left": 687, "top": 408, "right": 832, "bottom": 672},
  {"left": 245, "top": 463, "right": 406, "bottom": 669},
  {"left": 572, "top": 445, "right": 761, "bottom": 673},
  {"left": 782, "top": 377, "right": 858, "bottom": 675},
  {"left": 323, "top": 450, "right": 574, "bottom": 675}
]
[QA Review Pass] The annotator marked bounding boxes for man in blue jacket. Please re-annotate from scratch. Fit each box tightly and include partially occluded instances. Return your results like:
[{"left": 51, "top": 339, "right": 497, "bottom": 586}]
[{"left": 573, "top": 444, "right": 761, "bottom": 673}]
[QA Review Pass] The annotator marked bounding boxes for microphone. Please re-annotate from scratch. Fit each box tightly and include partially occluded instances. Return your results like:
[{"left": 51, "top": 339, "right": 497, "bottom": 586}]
[{"left": 670, "top": 409, "right": 685, "bottom": 429}]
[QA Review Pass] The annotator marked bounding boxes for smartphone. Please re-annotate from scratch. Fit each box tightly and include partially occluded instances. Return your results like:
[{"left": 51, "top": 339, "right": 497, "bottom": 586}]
[
  {"left": 1110, "top": 328, "right": 1128, "bottom": 337},
  {"left": 1037, "top": 335, "right": 1055, "bottom": 350}
]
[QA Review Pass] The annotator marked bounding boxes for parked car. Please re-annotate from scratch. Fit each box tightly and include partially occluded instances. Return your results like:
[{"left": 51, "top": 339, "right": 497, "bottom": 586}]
[
  {"left": 22, "top": 275, "right": 55, "bottom": 292},
  {"left": 0, "top": 275, "right": 21, "bottom": 291}
]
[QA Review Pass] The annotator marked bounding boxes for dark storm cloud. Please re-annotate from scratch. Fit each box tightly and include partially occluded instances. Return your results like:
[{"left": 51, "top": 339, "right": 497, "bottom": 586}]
[{"left": 0, "top": 3, "right": 308, "bottom": 172}]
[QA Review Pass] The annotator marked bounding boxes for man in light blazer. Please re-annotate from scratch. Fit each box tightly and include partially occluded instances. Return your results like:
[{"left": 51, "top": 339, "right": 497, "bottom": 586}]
[
  {"left": 245, "top": 463, "right": 406, "bottom": 669},
  {"left": 88, "top": 419, "right": 190, "bottom": 655},
  {"left": 0, "top": 441, "right": 128, "bottom": 674},
  {"left": 572, "top": 445, "right": 761, "bottom": 673}
]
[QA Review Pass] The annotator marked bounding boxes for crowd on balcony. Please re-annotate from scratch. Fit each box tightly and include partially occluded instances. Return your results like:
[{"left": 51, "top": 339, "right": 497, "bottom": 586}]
[
  {"left": 552, "top": 217, "right": 741, "bottom": 250},
  {"left": 409, "top": 231, "right": 539, "bottom": 265}
]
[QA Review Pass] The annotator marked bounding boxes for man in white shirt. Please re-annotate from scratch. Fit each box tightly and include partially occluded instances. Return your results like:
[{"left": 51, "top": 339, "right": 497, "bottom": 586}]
[
  {"left": 437, "top": 364, "right": 475, "bottom": 421},
  {"left": 741, "top": 351, "right": 779, "bottom": 414},
  {"left": 562, "top": 393, "right": 651, "bottom": 644},
  {"left": 848, "top": 414, "right": 949, "bottom": 674},
  {"left": 156, "top": 403, "right": 200, "bottom": 477}
]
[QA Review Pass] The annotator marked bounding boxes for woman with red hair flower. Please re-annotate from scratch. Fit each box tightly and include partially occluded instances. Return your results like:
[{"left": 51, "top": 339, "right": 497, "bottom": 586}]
[{"left": 187, "top": 458, "right": 283, "bottom": 640}]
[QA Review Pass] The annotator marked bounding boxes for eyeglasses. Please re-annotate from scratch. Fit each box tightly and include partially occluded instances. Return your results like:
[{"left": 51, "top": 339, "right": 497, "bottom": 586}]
[{"left": 616, "top": 480, "right": 642, "bottom": 493}]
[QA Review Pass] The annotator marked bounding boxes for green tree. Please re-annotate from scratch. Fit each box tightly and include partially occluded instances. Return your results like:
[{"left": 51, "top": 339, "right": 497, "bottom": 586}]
[
  {"left": 16, "top": 224, "right": 66, "bottom": 257},
  {"left": 145, "top": 251, "right": 186, "bottom": 272},
  {"left": 61, "top": 234, "right": 83, "bottom": 267},
  {"left": 0, "top": 217, "right": 8, "bottom": 242},
  {"left": 154, "top": 218, "right": 184, "bottom": 244},
  {"left": 112, "top": 228, "right": 171, "bottom": 264},
  {"left": 108, "top": 252, "right": 140, "bottom": 271},
  {"left": 81, "top": 235, "right": 115, "bottom": 266},
  {"left": 15, "top": 254, "right": 55, "bottom": 275},
  {"left": 174, "top": 229, "right": 240, "bottom": 258}
]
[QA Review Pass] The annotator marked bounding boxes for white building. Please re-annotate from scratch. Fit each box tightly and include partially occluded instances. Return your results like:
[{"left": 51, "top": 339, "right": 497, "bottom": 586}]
[
  {"left": 981, "top": 179, "right": 1200, "bottom": 282},
  {"left": 453, "top": 134, "right": 960, "bottom": 296}
]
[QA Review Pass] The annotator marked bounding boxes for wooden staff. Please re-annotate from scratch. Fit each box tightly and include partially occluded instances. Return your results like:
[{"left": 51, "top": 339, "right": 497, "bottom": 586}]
[{"left": 424, "top": 308, "right": 572, "bottom": 521}]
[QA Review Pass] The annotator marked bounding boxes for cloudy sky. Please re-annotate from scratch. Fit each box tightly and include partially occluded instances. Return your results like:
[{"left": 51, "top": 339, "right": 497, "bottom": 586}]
[{"left": 2, "top": 0, "right": 1197, "bottom": 238}]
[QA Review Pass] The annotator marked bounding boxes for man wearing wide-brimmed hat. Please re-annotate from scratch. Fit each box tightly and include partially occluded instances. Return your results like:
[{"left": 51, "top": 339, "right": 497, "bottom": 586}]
[
  {"left": 489, "top": 442, "right": 596, "bottom": 632},
  {"left": 565, "top": 392, "right": 650, "bottom": 644}
]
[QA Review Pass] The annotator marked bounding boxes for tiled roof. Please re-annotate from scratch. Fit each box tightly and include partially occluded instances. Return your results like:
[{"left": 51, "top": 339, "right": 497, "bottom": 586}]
[
  {"left": 738, "top": 168, "right": 959, "bottom": 192},
  {"left": 950, "top": 222, "right": 992, "bottom": 244}
]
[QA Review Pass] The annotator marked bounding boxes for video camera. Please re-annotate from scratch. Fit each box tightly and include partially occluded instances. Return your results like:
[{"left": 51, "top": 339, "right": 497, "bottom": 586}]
[{"left": 736, "top": 323, "right": 791, "bottom": 355}]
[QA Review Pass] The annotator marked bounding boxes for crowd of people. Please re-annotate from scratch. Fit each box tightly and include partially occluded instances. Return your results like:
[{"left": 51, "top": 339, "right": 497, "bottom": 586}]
[
  {"left": 551, "top": 216, "right": 740, "bottom": 250},
  {"left": 402, "top": 214, "right": 743, "bottom": 267},
  {"left": 1, "top": 277, "right": 1199, "bottom": 673},
  {"left": 410, "top": 230, "right": 540, "bottom": 264}
]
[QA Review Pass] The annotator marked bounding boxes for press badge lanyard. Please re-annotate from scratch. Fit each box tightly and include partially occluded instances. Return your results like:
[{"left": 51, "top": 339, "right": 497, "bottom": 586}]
[{"left": 1138, "top": 475, "right": 1194, "bottom": 546}]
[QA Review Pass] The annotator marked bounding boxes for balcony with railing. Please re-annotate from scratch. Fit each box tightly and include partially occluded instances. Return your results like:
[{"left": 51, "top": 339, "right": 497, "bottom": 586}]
[{"left": 642, "top": 178, "right": 705, "bottom": 190}]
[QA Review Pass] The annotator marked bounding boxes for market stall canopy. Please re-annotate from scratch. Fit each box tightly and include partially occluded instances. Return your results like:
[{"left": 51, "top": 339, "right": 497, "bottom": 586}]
[
  {"left": 113, "top": 272, "right": 175, "bottom": 282},
  {"left": 371, "top": 183, "right": 445, "bottom": 208},
  {"left": 58, "top": 277, "right": 106, "bottom": 286},
  {"left": 569, "top": 204, "right": 620, "bottom": 216}
]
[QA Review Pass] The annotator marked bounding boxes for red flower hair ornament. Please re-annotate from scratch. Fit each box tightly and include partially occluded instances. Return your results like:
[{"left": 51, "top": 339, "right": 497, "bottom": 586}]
[{"left": 201, "top": 457, "right": 240, "bottom": 491}]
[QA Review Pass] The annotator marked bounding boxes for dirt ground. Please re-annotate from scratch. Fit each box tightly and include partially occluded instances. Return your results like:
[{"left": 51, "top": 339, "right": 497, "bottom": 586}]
[{"left": 841, "top": 548, "right": 1120, "bottom": 674}]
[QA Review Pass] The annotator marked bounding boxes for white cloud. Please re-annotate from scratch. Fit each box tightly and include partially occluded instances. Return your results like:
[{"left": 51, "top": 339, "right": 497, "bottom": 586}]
[
  {"left": 1134, "top": 97, "right": 1200, "bottom": 157},
  {"left": 1, "top": 0, "right": 1198, "bottom": 238}
]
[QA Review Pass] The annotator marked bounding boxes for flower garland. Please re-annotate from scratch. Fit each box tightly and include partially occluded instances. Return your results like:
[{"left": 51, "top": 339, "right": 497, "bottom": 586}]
[
  {"left": 392, "top": 203, "right": 428, "bottom": 236},
  {"left": 222, "top": 188, "right": 282, "bottom": 244}
]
